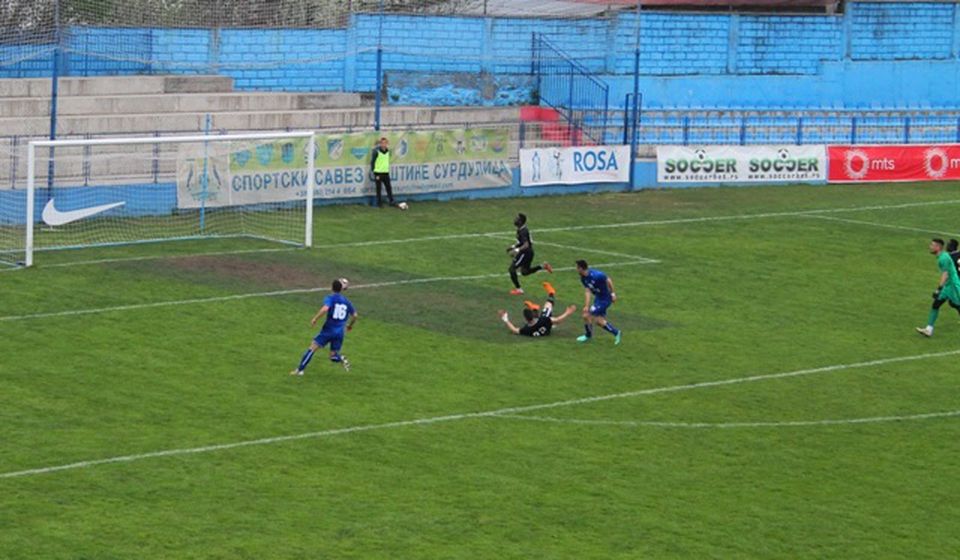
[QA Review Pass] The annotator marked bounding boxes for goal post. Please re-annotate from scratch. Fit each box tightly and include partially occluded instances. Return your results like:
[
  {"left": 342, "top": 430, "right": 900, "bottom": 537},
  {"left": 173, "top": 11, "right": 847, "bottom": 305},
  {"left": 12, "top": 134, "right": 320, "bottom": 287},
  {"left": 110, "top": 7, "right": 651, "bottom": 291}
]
[{"left": 19, "top": 130, "right": 316, "bottom": 267}]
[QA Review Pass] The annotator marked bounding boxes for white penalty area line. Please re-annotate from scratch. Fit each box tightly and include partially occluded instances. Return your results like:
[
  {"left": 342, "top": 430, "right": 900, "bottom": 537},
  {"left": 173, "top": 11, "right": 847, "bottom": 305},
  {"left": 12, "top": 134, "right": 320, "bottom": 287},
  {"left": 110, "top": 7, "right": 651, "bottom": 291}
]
[
  {"left": 0, "top": 260, "right": 652, "bottom": 323},
  {"left": 494, "top": 410, "right": 960, "bottom": 429},
  {"left": 804, "top": 214, "right": 960, "bottom": 238},
  {"left": 10, "top": 198, "right": 960, "bottom": 272},
  {"left": 484, "top": 232, "right": 658, "bottom": 262},
  {"left": 2, "top": 347, "right": 959, "bottom": 480},
  {"left": 19, "top": 247, "right": 302, "bottom": 271},
  {"left": 1, "top": 233, "right": 658, "bottom": 272},
  {"left": 533, "top": 198, "right": 960, "bottom": 234}
]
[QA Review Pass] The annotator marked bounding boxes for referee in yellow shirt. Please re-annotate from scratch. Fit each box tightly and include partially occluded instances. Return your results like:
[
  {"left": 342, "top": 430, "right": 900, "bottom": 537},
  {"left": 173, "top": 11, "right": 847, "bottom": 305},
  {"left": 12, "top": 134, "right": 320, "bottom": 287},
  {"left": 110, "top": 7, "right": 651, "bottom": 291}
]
[{"left": 370, "top": 137, "right": 397, "bottom": 208}]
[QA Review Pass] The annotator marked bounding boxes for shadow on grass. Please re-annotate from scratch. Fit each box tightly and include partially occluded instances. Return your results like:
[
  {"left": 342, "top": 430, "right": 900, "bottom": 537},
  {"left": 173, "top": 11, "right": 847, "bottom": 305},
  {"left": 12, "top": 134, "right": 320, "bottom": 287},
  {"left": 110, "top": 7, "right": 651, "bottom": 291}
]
[{"left": 118, "top": 252, "right": 673, "bottom": 343}]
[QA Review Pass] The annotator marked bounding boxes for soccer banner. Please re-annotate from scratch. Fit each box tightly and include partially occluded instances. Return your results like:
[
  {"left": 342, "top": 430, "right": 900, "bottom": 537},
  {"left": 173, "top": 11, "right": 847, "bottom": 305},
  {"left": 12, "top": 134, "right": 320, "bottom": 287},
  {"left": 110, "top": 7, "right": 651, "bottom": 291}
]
[
  {"left": 519, "top": 146, "right": 630, "bottom": 186},
  {"left": 827, "top": 145, "right": 960, "bottom": 183},
  {"left": 176, "top": 129, "right": 512, "bottom": 208},
  {"left": 657, "top": 145, "right": 827, "bottom": 184}
]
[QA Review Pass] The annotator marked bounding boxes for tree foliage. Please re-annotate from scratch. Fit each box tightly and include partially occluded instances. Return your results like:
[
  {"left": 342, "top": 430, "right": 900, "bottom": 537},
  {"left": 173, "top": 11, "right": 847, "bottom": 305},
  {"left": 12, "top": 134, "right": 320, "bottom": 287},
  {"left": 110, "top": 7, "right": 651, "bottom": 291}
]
[{"left": 1, "top": 0, "right": 479, "bottom": 35}]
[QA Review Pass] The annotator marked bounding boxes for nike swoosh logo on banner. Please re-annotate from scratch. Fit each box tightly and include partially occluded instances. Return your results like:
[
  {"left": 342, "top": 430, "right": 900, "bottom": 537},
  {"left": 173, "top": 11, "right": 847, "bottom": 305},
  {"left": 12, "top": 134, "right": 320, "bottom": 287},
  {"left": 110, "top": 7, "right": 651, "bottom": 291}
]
[{"left": 42, "top": 199, "right": 126, "bottom": 226}]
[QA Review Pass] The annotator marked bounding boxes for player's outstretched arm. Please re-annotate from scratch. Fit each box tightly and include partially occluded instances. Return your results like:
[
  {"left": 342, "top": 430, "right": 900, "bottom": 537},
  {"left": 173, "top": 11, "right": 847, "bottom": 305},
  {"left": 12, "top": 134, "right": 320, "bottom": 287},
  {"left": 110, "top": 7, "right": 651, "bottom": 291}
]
[
  {"left": 310, "top": 305, "right": 330, "bottom": 327},
  {"left": 551, "top": 304, "right": 579, "bottom": 325},
  {"left": 347, "top": 312, "right": 358, "bottom": 331},
  {"left": 607, "top": 276, "right": 617, "bottom": 302},
  {"left": 498, "top": 310, "right": 521, "bottom": 335}
]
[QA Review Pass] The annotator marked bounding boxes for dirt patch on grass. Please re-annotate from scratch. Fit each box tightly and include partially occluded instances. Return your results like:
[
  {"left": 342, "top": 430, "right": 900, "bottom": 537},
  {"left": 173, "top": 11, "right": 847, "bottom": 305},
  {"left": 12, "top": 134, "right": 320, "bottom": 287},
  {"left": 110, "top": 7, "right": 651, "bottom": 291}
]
[{"left": 165, "top": 255, "right": 325, "bottom": 290}]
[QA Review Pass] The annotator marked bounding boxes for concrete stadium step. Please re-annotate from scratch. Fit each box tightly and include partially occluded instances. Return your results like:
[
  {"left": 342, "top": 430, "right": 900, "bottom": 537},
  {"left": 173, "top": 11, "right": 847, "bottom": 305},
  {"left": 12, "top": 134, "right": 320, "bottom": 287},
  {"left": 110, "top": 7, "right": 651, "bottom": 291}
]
[
  {"left": 0, "top": 106, "right": 519, "bottom": 136},
  {"left": 0, "top": 75, "right": 234, "bottom": 98},
  {"left": 0, "top": 92, "right": 363, "bottom": 118}
]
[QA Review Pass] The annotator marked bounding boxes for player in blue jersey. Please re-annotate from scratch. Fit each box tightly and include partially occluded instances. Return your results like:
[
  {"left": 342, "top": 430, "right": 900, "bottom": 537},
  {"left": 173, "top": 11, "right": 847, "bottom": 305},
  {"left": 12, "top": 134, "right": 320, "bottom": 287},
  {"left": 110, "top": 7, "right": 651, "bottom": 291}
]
[
  {"left": 290, "top": 278, "right": 357, "bottom": 375},
  {"left": 576, "top": 259, "right": 621, "bottom": 345}
]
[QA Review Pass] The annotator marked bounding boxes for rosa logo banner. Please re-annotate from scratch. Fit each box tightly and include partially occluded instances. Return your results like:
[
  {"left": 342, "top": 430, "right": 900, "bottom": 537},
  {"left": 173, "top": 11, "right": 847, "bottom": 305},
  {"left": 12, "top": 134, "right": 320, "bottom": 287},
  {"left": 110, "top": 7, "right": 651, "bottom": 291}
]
[
  {"left": 657, "top": 145, "right": 827, "bottom": 184},
  {"left": 519, "top": 146, "right": 630, "bottom": 186},
  {"left": 827, "top": 145, "right": 960, "bottom": 183},
  {"left": 177, "top": 128, "right": 512, "bottom": 208}
]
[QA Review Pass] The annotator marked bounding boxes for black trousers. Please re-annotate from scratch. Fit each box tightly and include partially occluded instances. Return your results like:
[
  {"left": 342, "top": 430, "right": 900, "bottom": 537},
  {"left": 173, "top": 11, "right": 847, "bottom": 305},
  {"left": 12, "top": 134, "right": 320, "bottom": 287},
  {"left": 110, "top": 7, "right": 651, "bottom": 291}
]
[
  {"left": 509, "top": 250, "right": 542, "bottom": 288},
  {"left": 932, "top": 296, "right": 960, "bottom": 313},
  {"left": 374, "top": 172, "right": 394, "bottom": 206}
]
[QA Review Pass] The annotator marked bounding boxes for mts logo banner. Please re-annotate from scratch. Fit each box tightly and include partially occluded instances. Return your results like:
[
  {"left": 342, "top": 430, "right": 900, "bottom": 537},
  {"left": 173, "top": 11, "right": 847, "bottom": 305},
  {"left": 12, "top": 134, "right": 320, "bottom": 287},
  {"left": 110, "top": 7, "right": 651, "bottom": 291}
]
[
  {"left": 657, "top": 145, "right": 827, "bottom": 184},
  {"left": 827, "top": 145, "right": 960, "bottom": 183}
]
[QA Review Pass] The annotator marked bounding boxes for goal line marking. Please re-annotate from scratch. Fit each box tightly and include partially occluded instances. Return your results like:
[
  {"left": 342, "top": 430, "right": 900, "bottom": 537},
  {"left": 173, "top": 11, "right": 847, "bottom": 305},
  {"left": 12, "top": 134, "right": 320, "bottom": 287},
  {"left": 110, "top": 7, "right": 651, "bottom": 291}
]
[
  {"left": 2, "top": 347, "right": 958, "bottom": 480},
  {"left": 6, "top": 198, "right": 956, "bottom": 271}
]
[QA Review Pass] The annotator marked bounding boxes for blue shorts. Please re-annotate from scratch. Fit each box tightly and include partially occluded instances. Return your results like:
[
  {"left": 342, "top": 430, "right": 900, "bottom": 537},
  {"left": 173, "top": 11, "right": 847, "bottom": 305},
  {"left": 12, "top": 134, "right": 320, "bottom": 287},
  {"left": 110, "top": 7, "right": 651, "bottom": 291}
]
[
  {"left": 589, "top": 298, "right": 613, "bottom": 317},
  {"left": 313, "top": 330, "right": 344, "bottom": 352}
]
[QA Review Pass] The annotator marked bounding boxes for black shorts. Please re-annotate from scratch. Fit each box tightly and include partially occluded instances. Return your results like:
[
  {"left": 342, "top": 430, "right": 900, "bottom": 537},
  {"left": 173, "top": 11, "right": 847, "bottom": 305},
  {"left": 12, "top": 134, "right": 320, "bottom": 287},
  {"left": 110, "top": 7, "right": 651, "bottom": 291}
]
[{"left": 512, "top": 249, "right": 534, "bottom": 269}]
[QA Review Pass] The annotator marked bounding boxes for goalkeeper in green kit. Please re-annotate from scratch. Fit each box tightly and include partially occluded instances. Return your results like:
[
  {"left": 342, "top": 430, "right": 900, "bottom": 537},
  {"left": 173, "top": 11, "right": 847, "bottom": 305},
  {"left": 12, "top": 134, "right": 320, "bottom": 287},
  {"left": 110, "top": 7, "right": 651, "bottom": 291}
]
[{"left": 916, "top": 238, "right": 960, "bottom": 337}]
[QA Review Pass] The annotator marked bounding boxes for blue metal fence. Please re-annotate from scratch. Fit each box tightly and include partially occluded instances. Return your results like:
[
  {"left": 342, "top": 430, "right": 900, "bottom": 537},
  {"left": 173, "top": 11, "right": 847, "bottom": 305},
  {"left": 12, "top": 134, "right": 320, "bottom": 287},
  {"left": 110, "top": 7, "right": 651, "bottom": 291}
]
[{"left": 637, "top": 111, "right": 960, "bottom": 146}]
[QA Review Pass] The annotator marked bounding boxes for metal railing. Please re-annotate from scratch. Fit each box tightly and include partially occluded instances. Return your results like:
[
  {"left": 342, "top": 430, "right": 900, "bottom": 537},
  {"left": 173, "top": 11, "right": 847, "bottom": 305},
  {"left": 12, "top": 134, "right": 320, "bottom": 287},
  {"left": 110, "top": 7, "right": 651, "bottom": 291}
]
[{"left": 532, "top": 33, "right": 610, "bottom": 145}]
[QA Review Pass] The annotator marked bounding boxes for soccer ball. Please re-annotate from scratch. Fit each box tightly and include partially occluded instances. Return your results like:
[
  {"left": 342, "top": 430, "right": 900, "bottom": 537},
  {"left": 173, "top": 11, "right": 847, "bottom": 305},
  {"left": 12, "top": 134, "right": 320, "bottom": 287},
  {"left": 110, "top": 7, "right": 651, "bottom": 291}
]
[
  {"left": 339, "top": 277, "right": 349, "bottom": 290},
  {"left": 398, "top": 202, "right": 409, "bottom": 210}
]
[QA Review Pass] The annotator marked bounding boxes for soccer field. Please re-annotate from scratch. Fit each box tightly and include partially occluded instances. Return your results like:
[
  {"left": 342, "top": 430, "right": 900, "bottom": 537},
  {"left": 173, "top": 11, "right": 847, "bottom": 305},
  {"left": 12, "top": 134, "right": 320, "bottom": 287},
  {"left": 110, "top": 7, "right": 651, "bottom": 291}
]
[{"left": 3, "top": 183, "right": 960, "bottom": 558}]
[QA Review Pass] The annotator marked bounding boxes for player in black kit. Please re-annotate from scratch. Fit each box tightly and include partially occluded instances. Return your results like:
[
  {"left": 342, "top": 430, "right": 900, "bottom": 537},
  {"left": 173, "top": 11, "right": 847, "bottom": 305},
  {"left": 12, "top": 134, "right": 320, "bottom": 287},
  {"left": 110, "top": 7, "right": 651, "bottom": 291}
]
[
  {"left": 498, "top": 282, "right": 577, "bottom": 337},
  {"left": 948, "top": 239, "right": 960, "bottom": 273},
  {"left": 507, "top": 213, "right": 552, "bottom": 295}
]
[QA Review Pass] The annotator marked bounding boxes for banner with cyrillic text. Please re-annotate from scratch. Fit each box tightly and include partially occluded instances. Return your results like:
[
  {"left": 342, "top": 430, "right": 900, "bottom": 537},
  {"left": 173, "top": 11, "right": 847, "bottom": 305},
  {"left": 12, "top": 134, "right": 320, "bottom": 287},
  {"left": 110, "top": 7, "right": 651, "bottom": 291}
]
[
  {"left": 827, "top": 144, "right": 960, "bottom": 183},
  {"left": 176, "top": 129, "right": 512, "bottom": 208},
  {"left": 657, "top": 145, "right": 827, "bottom": 184},
  {"left": 519, "top": 146, "right": 630, "bottom": 186}
]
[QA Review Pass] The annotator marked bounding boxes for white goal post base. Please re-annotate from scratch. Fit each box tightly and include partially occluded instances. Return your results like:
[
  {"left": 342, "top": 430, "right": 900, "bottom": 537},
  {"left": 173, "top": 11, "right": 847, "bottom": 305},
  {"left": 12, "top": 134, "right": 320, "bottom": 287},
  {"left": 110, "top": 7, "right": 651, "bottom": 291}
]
[{"left": 20, "top": 131, "right": 316, "bottom": 268}]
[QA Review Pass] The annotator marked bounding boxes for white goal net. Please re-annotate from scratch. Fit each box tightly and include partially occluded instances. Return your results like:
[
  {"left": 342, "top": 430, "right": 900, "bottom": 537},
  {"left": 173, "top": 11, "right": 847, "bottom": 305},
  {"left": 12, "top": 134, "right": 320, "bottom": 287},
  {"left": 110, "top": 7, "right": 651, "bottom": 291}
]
[{"left": 1, "top": 130, "right": 316, "bottom": 267}]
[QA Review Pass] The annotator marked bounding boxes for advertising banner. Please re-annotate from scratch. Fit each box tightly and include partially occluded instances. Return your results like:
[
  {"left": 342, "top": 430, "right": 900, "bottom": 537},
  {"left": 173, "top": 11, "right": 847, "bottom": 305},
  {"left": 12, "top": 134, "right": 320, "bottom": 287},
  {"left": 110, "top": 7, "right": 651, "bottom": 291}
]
[
  {"left": 177, "top": 128, "right": 512, "bottom": 208},
  {"left": 519, "top": 145, "right": 630, "bottom": 186},
  {"left": 827, "top": 145, "right": 960, "bottom": 183},
  {"left": 657, "top": 145, "right": 827, "bottom": 184}
]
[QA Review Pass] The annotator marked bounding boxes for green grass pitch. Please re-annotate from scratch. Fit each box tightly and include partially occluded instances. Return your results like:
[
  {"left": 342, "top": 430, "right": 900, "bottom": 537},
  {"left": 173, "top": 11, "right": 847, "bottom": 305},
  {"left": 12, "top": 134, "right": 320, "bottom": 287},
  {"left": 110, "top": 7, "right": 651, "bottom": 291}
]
[{"left": 2, "top": 183, "right": 960, "bottom": 558}]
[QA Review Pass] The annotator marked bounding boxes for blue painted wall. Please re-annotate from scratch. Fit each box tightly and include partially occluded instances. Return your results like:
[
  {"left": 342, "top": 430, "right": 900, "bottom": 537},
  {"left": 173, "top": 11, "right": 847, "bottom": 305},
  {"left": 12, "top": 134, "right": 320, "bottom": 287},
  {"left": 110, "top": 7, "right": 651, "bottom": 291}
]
[
  {"left": 607, "top": 59, "right": 960, "bottom": 109},
  {"left": 736, "top": 15, "right": 842, "bottom": 75},
  {"left": 1, "top": 3, "right": 959, "bottom": 109},
  {"left": 850, "top": 2, "right": 955, "bottom": 60},
  {"left": 0, "top": 44, "right": 55, "bottom": 78}
]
